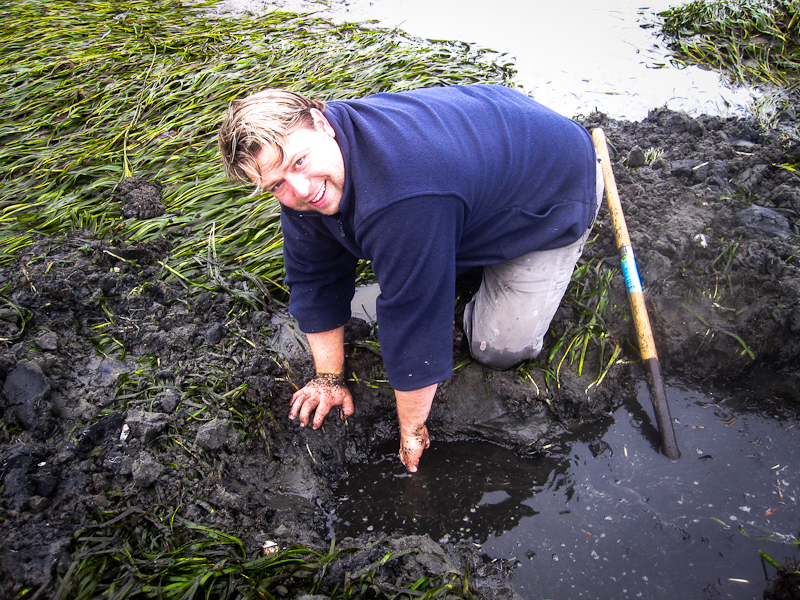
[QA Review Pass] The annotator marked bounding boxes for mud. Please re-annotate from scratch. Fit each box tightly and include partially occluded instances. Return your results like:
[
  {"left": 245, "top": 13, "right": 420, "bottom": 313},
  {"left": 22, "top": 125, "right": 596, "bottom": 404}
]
[
  {"left": 117, "top": 176, "right": 166, "bottom": 220},
  {"left": 583, "top": 109, "right": 800, "bottom": 389},
  {"left": 1, "top": 108, "right": 798, "bottom": 597},
  {"left": 765, "top": 557, "right": 800, "bottom": 600}
]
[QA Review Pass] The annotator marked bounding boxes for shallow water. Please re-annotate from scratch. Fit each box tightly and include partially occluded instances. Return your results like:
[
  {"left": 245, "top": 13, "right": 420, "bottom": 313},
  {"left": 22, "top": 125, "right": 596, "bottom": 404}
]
[
  {"left": 332, "top": 380, "right": 799, "bottom": 599},
  {"left": 218, "top": 0, "right": 757, "bottom": 120},
  {"left": 351, "top": 283, "right": 380, "bottom": 323},
  {"left": 303, "top": 0, "right": 756, "bottom": 120}
]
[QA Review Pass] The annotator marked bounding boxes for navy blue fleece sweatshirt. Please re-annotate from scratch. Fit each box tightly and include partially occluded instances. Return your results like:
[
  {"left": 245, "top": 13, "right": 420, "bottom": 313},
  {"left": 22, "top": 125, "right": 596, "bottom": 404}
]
[{"left": 280, "top": 84, "right": 597, "bottom": 391}]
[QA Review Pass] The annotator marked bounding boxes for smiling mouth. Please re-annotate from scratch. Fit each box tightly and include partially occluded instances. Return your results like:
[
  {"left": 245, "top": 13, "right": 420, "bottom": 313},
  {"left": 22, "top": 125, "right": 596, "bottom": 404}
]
[{"left": 309, "top": 182, "right": 326, "bottom": 206}]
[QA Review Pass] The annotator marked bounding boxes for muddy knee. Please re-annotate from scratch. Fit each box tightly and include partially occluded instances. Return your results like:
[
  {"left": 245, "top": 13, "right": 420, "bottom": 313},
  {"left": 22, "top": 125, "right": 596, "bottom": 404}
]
[{"left": 468, "top": 338, "right": 540, "bottom": 370}]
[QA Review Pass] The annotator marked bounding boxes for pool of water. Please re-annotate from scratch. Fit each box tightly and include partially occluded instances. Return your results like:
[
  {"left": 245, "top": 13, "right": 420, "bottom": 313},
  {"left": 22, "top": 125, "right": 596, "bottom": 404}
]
[
  {"left": 331, "top": 379, "right": 799, "bottom": 599},
  {"left": 258, "top": 0, "right": 759, "bottom": 121}
]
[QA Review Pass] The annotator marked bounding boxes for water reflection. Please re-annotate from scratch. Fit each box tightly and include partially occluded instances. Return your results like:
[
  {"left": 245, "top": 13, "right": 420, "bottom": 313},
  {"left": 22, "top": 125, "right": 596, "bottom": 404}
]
[
  {"left": 332, "top": 439, "right": 572, "bottom": 544},
  {"left": 219, "top": 0, "right": 757, "bottom": 120},
  {"left": 332, "top": 380, "right": 800, "bottom": 599},
  {"left": 316, "top": 0, "right": 757, "bottom": 120}
]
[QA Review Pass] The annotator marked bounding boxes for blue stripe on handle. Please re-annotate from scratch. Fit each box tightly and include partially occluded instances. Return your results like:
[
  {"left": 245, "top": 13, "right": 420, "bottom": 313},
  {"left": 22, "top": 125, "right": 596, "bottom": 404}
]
[{"left": 620, "top": 246, "right": 643, "bottom": 294}]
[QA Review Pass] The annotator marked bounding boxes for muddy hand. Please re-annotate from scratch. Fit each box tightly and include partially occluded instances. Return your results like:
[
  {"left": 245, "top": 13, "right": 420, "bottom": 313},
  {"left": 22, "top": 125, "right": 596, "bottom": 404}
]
[
  {"left": 289, "top": 373, "right": 354, "bottom": 429},
  {"left": 399, "top": 424, "right": 430, "bottom": 473}
]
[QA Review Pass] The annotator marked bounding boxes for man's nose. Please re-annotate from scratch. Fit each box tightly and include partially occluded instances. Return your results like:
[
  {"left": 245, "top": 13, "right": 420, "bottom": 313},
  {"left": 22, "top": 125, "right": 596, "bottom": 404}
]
[{"left": 284, "top": 173, "right": 310, "bottom": 198}]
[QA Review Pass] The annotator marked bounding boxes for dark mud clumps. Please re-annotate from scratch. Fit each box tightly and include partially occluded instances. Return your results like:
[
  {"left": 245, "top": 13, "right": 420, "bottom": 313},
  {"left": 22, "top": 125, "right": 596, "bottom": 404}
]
[
  {"left": 117, "top": 176, "right": 166, "bottom": 219},
  {"left": 583, "top": 108, "right": 800, "bottom": 396},
  {"left": 92, "top": 234, "right": 172, "bottom": 267},
  {"left": 764, "top": 556, "right": 800, "bottom": 600},
  {"left": 0, "top": 233, "right": 518, "bottom": 597},
  {"left": 0, "top": 107, "right": 799, "bottom": 597}
]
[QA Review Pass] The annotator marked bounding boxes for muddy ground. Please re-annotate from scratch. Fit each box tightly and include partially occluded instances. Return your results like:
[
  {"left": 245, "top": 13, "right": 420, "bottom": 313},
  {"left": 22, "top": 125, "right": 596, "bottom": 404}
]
[{"left": 1, "top": 108, "right": 799, "bottom": 597}]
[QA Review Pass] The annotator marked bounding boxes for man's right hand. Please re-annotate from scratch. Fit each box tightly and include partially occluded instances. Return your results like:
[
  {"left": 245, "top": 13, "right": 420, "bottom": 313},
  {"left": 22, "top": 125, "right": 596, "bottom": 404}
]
[
  {"left": 395, "top": 383, "right": 437, "bottom": 472},
  {"left": 399, "top": 423, "right": 430, "bottom": 472},
  {"left": 289, "top": 374, "right": 354, "bottom": 429}
]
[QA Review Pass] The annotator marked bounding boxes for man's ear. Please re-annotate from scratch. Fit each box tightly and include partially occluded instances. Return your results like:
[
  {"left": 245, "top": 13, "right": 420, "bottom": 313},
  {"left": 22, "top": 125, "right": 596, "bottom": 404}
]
[{"left": 310, "top": 108, "right": 336, "bottom": 138}]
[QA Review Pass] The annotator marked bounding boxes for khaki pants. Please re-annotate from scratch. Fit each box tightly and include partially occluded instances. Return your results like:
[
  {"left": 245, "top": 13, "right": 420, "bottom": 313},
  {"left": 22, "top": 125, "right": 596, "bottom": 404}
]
[{"left": 463, "top": 158, "right": 604, "bottom": 370}]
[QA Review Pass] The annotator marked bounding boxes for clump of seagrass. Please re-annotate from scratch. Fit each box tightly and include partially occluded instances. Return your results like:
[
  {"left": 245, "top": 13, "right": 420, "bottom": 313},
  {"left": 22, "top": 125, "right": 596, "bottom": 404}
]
[
  {"left": 763, "top": 556, "right": 800, "bottom": 600},
  {"left": 656, "top": 0, "right": 800, "bottom": 125},
  {"left": 55, "top": 508, "right": 491, "bottom": 599},
  {"left": 117, "top": 177, "right": 165, "bottom": 220}
]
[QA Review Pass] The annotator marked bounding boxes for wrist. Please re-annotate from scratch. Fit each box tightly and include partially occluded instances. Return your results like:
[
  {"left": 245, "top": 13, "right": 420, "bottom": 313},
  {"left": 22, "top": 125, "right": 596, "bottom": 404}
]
[
  {"left": 306, "top": 327, "right": 346, "bottom": 377},
  {"left": 395, "top": 384, "right": 437, "bottom": 436},
  {"left": 399, "top": 420, "right": 428, "bottom": 437},
  {"left": 310, "top": 372, "right": 348, "bottom": 389}
]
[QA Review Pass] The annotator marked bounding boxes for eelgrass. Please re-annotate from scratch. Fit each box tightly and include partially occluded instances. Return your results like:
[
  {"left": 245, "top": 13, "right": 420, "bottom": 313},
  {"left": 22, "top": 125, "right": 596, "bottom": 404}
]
[
  {"left": 53, "top": 506, "right": 476, "bottom": 599},
  {"left": 711, "top": 518, "right": 800, "bottom": 596},
  {"left": 657, "top": 0, "right": 800, "bottom": 119},
  {"left": 0, "top": 0, "right": 515, "bottom": 298},
  {"left": 517, "top": 252, "right": 623, "bottom": 390}
]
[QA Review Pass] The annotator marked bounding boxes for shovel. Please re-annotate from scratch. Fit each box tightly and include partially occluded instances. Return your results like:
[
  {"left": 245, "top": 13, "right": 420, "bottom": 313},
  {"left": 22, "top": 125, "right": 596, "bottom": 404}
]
[{"left": 592, "top": 127, "right": 681, "bottom": 460}]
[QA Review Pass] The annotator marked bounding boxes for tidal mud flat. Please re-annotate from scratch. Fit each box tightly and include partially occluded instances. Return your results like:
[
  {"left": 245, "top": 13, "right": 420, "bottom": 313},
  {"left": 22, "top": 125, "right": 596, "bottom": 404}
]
[{"left": 1, "top": 75, "right": 800, "bottom": 600}]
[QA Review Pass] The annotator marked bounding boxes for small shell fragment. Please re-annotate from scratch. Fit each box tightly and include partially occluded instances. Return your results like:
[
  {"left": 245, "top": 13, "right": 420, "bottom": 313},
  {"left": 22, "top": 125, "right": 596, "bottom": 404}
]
[
  {"left": 262, "top": 540, "right": 278, "bottom": 555},
  {"left": 119, "top": 424, "right": 130, "bottom": 442}
]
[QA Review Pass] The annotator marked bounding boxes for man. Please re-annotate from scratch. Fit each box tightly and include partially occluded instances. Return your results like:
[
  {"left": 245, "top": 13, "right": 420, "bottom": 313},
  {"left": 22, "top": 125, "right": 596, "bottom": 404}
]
[{"left": 219, "top": 84, "right": 603, "bottom": 472}]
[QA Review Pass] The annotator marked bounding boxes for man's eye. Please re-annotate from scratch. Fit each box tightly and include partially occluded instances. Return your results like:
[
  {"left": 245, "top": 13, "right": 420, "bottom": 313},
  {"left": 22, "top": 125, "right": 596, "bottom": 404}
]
[
  {"left": 271, "top": 181, "right": 283, "bottom": 192},
  {"left": 295, "top": 157, "right": 305, "bottom": 168}
]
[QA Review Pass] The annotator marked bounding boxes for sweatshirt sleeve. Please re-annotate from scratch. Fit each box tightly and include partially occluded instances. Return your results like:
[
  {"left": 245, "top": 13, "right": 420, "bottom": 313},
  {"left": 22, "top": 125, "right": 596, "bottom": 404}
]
[
  {"left": 281, "top": 211, "right": 359, "bottom": 334},
  {"left": 357, "top": 195, "right": 464, "bottom": 391}
]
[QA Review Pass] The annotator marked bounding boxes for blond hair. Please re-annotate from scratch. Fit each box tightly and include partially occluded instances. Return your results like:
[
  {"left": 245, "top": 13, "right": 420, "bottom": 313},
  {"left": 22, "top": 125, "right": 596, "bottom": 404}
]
[{"left": 218, "top": 89, "right": 327, "bottom": 185}]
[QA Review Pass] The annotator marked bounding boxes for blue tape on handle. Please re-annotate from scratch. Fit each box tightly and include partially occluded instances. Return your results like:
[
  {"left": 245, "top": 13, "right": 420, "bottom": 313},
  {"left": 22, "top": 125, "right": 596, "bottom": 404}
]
[{"left": 619, "top": 246, "right": 643, "bottom": 294}]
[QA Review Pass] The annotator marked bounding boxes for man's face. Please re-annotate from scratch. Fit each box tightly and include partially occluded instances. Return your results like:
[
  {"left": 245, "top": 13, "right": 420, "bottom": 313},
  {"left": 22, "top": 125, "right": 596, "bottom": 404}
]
[{"left": 248, "top": 109, "right": 345, "bottom": 216}]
